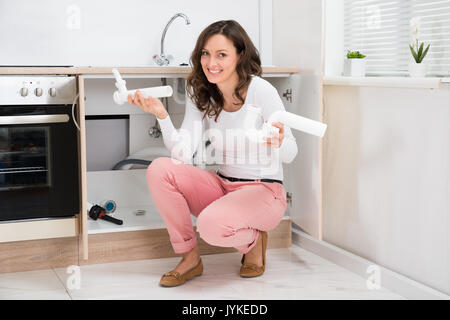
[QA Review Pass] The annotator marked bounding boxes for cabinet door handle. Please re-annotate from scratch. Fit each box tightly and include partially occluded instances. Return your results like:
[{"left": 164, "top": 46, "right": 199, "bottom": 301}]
[{"left": 0, "top": 114, "right": 70, "bottom": 125}]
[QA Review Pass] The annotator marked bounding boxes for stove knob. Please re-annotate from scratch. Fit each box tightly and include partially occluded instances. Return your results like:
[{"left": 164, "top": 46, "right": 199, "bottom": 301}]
[
  {"left": 49, "top": 87, "right": 57, "bottom": 97},
  {"left": 20, "top": 87, "right": 28, "bottom": 97},
  {"left": 34, "top": 88, "right": 43, "bottom": 97}
]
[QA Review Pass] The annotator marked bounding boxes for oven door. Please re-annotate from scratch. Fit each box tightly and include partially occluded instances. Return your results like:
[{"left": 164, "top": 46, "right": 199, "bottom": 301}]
[{"left": 0, "top": 105, "right": 80, "bottom": 221}]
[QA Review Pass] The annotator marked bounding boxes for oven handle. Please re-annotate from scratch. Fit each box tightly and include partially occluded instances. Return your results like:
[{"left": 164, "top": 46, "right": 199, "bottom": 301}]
[{"left": 0, "top": 114, "right": 70, "bottom": 125}]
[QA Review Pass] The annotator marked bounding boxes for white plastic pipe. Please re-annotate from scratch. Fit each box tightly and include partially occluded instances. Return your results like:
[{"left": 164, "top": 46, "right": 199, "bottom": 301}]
[
  {"left": 243, "top": 104, "right": 327, "bottom": 143},
  {"left": 112, "top": 68, "right": 173, "bottom": 105}
]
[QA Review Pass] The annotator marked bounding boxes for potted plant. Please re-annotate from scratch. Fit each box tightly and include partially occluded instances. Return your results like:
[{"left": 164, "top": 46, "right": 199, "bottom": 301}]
[
  {"left": 409, "top": 17, "right": 430, "bottom": 77},
  {"left": 343, "top": 50, "right": 366, "bottom": 77}
]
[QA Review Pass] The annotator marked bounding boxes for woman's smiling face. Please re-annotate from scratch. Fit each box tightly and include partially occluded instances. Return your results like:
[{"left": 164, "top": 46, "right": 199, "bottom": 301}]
[{"left": 200, "top": 34, "right": 241, "bottom": 86}]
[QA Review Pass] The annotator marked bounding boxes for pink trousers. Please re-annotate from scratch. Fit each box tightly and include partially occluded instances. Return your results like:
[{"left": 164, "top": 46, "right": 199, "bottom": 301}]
[{"left": 146, "top": 157, "right": 287, "bottom": 255}]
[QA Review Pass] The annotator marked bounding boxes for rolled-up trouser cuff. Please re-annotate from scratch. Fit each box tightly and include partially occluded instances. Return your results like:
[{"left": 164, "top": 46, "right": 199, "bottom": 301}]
[
  {"left": 171, "top": 236, "right": 198, "bottom": 254},
  {"left": 235, "top": 230, "right": 260, "bottom": 254}
]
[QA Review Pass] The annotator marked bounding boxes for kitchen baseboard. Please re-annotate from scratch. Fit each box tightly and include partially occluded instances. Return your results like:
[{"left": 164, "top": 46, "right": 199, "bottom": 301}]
[
  {"left": 82, "top": 219, "right": 291, "bottom": 265},
  {"left": 291, "top": 226, "right": 449, "bottom": 300},
  {"left": 0, "top": 236, "right": 78, "bottom": 274},
  {"left": 0, "top": 219, "right": 290, "bottom": 273}
]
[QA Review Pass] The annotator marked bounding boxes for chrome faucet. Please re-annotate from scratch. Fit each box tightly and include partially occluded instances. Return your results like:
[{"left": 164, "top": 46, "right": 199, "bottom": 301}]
[{"left": 153, "top": 13, "right": 191, "bottom": 66}]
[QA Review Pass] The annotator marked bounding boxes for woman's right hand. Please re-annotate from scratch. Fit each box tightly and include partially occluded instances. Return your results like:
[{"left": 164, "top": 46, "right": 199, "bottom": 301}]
[{"left": 128, "top": 90, "right": 168, "bottom": 120}]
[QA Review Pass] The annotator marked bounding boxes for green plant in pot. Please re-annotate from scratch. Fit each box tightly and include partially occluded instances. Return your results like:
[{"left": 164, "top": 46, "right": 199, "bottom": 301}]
[
  {"left": 409, "top": 17, "right": 430, "bottom": 77},
  {"left": 344, "top": 50, "right": 366, "bottom": 77},
  {"left": 347, "top": 51, "right": 366, "bottom": 59}
]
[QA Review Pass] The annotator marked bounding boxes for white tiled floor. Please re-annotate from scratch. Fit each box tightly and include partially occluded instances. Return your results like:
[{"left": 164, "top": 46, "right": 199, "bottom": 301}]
[{"left": 0, "top": 244, "right": 405, "bottom": 300}]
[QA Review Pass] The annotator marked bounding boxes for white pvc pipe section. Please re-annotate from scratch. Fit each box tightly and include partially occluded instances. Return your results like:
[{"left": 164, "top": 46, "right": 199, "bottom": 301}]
[
  {"left": 112, "top": 68, "right": 173, "bottom": 105},
  {"left": 243, "top": 104, "right": 327, "bottom": 143}
]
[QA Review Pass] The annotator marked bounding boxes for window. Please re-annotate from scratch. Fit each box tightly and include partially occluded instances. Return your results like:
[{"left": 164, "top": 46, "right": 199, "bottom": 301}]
[{"left": 344, "top": 0, "right": 450, "bottom": 76}]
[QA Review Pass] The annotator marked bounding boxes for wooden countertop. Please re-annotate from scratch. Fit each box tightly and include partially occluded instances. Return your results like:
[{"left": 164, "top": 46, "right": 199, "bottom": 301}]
[{"left": 0, "top": 66, "right": 299, "bottom": 75}]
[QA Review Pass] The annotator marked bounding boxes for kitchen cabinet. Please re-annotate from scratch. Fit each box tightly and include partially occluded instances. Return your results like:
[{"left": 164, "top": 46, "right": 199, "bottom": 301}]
[
  {"left": 0, "top": 66, "right": 299, "bottom": 271},
  {"left": 322, "top": 82, "right": 450, "bottom": 295}
]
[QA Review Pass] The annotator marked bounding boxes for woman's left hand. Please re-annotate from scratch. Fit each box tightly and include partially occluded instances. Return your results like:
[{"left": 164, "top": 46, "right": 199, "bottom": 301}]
[{"left": 262, "top": 121, "right": 284, "bottom": 148}]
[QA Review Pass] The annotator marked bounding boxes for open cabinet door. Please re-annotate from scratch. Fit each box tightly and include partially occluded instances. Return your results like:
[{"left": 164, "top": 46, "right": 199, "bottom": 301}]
[
  {"left": 77, "top": 75, "right": 88, "bottom": 260},
  {"left": 267, "top": 75, "right": 323, "bottom": 240}
]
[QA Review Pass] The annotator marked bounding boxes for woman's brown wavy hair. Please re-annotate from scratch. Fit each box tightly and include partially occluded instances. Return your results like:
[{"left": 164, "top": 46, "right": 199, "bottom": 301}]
[{"left": 186, "top": 20, "right": 262, "bottom": 122}]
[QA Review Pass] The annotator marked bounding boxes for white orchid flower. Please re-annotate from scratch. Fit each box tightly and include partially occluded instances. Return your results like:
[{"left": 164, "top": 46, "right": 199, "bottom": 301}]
[
  {"left": 410, "top": 17, "right": 422, "bottom": 48},
  {"left": 410, "top": 17, "right": 421, "bottom": 27}
]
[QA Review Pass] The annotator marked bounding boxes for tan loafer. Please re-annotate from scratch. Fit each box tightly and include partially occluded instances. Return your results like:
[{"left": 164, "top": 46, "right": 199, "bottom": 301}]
[
  {"left": 159, "top": 259, "right": 203, "bottom": 287},
  {"left": 240, "top": 231, "right": 267, "bottom": 278}
]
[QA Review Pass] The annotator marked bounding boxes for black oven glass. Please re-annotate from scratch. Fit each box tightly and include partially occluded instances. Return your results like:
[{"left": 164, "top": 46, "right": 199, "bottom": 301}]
[
  {"left": 0, "top": 126, "right": 49, "bottom": 188},
  {"left": 0, "top": 105, "right": 79, "bottom": 221}
]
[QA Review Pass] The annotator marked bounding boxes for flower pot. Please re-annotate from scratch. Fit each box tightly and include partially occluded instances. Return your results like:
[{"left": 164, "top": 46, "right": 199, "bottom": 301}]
[
  {"left": 343, "top": 59, "right": 366, "bottom": 77},
  {"left": 408, "top": 62, "right": 427, "bottom": 77}
]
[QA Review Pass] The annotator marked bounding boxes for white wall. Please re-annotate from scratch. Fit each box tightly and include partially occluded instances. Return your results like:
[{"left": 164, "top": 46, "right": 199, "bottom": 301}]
[
  {"left": 323, "top": 0, "right": 344, "bottom": 76},
  {"left": 273, "top": 0, "right": 323, "bottom": 74},
  {"left": 0, "top": 0, "right": 263, "bottom": 66},
  {"left": 322, "top": 83, "right": 450, "bottom": 295}
]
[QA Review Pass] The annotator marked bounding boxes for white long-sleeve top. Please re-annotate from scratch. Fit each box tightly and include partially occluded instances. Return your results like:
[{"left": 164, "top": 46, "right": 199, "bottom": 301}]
[{"left": 157, "top": 75, "right": 298, "bottom": 181}]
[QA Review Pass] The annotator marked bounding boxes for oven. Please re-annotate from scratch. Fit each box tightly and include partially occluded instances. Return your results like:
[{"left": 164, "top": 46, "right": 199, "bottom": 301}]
[{"left": 0, "top": 75, "right": 80, "bottom": 221}]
